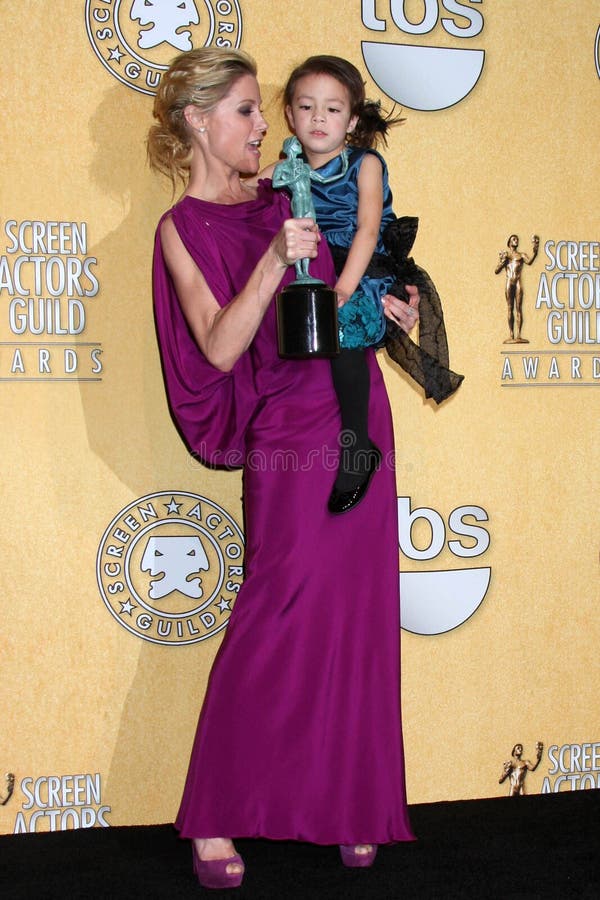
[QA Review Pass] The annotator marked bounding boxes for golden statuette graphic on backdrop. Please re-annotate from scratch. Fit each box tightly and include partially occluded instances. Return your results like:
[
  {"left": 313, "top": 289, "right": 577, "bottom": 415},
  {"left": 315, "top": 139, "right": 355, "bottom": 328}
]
[
  {"left": 1, "top": 773, "right": 15, "bottom": 806},
  {"left": 499, "top": 742, "right": 543, "bottom": 796},
  {"left": 495, "top": 234, "right": 540, "bottom": 343}
]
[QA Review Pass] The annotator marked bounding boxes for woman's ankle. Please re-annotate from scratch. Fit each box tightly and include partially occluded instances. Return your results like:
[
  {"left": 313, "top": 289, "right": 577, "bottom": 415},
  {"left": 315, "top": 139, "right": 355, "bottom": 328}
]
[{"left": 193, "top": 837, "right": 237, "bottom": 860}]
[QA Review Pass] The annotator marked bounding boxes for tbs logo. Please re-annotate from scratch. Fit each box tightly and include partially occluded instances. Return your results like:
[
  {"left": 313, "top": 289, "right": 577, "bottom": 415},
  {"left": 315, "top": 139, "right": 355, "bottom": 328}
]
[
  {"left": 361, "top": 0, "right": 485, "bottom": 111},
  {"left": 398, "top": 497, "right": 491, "bottom": 635}
]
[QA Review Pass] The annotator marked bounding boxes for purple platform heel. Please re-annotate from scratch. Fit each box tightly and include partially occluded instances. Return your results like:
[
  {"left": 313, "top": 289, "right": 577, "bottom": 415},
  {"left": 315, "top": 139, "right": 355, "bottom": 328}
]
[
  {"left": 192, "top": 845, "right": 245, "bottom": 889},
  {"left": 339, "top": 844, "right": 378, "bottom": 868}
]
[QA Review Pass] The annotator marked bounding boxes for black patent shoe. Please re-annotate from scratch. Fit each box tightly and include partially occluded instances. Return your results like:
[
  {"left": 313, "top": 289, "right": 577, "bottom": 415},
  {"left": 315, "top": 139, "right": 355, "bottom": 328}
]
[{"left": 327, "top": 444, "right": 382, "bottom": 515}]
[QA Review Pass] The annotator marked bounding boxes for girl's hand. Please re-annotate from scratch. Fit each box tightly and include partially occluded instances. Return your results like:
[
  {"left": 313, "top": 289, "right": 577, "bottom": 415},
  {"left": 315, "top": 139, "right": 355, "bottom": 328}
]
[
  {"left": 272, "top": 218, "right": 320, "bottom": 268},
  {"left": 382, "top": 284, "right": 420, "bottom": 333},
  {"left": 334, "top": 286, "right": 351, "bottom": 308}
]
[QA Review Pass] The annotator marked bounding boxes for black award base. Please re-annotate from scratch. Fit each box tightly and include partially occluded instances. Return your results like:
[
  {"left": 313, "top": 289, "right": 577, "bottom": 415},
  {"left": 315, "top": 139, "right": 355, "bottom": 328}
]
[{"left": 276, "top": 282, "right": 340, "bottom": 359}]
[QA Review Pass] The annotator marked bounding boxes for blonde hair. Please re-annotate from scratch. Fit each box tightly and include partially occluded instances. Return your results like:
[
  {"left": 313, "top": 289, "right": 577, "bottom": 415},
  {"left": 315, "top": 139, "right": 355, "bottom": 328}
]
[{"left": 147, "top": 47, "right": 257, "bottom": 188}]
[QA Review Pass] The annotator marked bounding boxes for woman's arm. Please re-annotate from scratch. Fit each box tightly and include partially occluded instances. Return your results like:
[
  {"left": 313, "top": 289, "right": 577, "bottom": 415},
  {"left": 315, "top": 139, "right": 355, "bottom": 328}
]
[
  {"left": 160, "top": 214, "right": 319, "bottom": 372},
  {"left": 334, "top": 152, "right": 384, "bottom": 305}
]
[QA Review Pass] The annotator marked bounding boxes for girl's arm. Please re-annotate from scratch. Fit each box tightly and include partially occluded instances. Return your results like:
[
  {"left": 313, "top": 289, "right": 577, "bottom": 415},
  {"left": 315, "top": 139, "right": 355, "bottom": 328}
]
[
  {"left": 160, "top": 214, "right": 319, "bottom": 372},
  {"left": 334, "top": 152, "right": 384, "bottom": 305}
]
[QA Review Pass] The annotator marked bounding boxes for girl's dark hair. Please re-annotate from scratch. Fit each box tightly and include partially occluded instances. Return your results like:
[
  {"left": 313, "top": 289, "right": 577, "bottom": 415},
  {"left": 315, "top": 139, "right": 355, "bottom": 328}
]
[{"left": 283, "top": 55, "right": 404, "bottom": 149}]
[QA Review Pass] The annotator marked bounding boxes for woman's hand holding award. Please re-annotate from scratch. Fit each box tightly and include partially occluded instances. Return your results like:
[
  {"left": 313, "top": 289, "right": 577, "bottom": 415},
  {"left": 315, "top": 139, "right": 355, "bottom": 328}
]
[{"left": 272, "top": 137, "right": 339, "bottom": 358}]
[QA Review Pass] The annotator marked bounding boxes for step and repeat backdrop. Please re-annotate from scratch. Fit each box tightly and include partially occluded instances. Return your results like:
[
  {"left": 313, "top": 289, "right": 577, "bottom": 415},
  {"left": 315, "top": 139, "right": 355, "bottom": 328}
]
[{"left": 1, "top": 1, "right": 598, "bottom": 833}]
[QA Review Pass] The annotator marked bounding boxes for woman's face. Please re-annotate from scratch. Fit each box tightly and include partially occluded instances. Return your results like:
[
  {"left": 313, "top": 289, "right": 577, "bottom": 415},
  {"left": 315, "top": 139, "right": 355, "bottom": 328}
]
[{"left": 199, "top": 73, "right": 267, "bottom": 175}]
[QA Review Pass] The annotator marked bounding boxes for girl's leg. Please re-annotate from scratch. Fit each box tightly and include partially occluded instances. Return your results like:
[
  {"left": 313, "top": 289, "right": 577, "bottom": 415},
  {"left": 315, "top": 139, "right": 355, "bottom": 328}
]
[{"left": 329, "top": 348, "right": 372, "bottom": 491}]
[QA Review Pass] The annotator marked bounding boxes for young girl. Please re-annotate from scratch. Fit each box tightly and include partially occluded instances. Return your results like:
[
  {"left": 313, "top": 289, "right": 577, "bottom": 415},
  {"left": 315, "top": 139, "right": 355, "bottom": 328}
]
[{"left": 280, "top": 55, "right": 463, "bottom": 514}]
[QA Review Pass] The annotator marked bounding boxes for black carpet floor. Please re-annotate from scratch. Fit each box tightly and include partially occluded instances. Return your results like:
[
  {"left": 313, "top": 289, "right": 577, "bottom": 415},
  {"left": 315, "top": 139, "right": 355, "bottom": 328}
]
[{"left": 1, "top": 790, "right": 598, "bottom": 899}]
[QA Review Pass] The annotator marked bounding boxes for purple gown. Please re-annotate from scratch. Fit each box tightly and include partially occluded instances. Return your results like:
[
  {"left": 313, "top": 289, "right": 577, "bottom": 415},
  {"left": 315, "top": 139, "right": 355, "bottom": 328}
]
[{"left": 153, "top": 181, "right": 414, "bottom": 845}]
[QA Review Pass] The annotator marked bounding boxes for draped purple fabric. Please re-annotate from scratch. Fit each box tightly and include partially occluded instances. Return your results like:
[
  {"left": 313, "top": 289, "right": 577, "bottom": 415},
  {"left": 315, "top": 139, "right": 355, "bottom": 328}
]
[{"left": 153, "top": 181, "right": 414, "bottom": 845}]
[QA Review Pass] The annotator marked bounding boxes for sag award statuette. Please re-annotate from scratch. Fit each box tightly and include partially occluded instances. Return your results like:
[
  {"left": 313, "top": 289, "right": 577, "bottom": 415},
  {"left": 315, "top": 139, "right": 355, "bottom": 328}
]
[{"left": 272, "top": 137, "right": 339, "bottom": 358}]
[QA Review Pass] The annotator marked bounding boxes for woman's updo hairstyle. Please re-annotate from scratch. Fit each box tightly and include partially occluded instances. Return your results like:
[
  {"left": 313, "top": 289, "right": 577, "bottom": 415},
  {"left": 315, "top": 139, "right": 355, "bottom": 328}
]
[{"left": 147, "top": 47, "right": 257, "bottom": 188}]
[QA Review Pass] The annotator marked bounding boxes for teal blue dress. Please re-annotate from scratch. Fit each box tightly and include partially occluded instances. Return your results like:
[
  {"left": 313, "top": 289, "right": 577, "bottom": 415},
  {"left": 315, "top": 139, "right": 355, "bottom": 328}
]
[
  {"left": 310, "top": 146, "right": 464, "bottom": 403},
  {"left": 310, "top": 147, "right": 392, "bottom": 349}
]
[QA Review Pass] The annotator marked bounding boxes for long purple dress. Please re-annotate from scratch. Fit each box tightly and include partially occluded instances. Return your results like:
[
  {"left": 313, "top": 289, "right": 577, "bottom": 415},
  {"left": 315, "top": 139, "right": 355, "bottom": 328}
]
[{"left": 153, "top": 181, "right": 414, "bottom": 845}]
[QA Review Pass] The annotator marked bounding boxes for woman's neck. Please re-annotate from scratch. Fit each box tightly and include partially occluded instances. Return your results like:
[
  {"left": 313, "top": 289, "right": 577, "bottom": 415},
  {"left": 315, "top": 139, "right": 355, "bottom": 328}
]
[{"left": 185, "top": 161, "right": 257, "bottom": 205}]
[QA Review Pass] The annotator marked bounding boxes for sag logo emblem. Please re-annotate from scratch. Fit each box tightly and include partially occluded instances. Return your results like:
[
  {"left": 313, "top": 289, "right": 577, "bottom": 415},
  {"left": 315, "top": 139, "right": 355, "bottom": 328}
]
[
  {"left": 85, "top": 0, "right": 243, "bottom": 95},
  {"left": 96, "top": 492, "right": 244, "bottom": 645}
]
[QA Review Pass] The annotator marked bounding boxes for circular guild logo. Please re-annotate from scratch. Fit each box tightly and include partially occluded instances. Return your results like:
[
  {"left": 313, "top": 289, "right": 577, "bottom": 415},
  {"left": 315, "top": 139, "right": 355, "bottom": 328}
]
[
  {"left": 97, "top": 491, "right": 244, "bottom": 645},
  {"left": 85, "top": 0, "right": 243, "bottom": 96}
]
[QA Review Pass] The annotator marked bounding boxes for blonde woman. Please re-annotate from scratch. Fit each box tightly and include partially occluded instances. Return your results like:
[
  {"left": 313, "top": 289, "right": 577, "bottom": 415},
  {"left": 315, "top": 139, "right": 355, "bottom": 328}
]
[{"left": 148, "top": 47, "right": 416, "bottom": 889}]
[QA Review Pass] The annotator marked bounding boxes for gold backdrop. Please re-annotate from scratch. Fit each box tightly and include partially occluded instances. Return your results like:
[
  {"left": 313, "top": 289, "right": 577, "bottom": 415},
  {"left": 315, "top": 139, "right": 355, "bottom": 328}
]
[{"left": 1, "top": 1, "right": 598, "bottom": 833}]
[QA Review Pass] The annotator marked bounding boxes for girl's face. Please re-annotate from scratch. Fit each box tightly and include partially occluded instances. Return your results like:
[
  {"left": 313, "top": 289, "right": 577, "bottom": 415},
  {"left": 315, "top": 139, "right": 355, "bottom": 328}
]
[
  {"left": 285, "top": 73, "right": 358, "bottom": 168},
  {"left": 188, "top": 73, "right": 268, "bottom": 176}
]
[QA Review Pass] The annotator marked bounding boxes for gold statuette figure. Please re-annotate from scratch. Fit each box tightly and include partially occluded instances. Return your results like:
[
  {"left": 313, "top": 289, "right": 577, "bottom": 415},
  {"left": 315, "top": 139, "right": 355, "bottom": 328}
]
[
  {"left": 495, "top": 234, "right": 539, "bottom": 343},
  {"left": 499, "top": 742, "right": 543, "bottom": 796},
  {"left": 1, "top": 772, "right": 15, "bottom": 806}
]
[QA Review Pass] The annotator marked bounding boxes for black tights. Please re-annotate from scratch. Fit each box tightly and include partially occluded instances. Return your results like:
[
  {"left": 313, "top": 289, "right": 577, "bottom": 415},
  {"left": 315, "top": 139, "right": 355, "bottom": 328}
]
[{"left": 330, "top": 349, "right": 372, "bottom": 490}]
